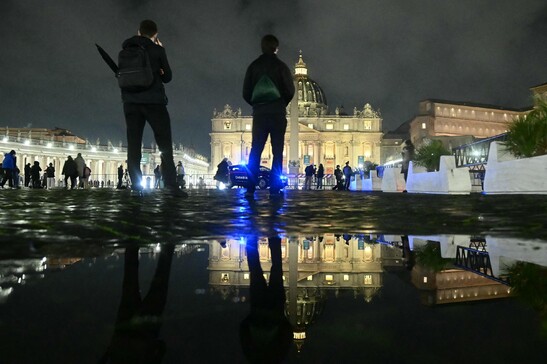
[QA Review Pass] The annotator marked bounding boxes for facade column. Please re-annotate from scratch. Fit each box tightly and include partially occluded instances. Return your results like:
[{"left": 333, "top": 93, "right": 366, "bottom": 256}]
[
  {"left": 313, "top": 142, "right": 319, "bottom": 165},
  {"left": 316, "top": 141, "right": 323, "bottom": 166}
]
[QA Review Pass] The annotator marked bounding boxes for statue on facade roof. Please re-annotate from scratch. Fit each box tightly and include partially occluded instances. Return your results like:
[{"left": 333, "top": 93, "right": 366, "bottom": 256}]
[{"left": 213, "top": 104, "right": 241, "bottom": 118}]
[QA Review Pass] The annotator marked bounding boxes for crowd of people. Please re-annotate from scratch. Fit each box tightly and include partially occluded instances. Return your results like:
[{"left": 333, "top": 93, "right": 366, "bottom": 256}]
[{"left": 0, "top": 149, "right": 199, "bottom": 192}]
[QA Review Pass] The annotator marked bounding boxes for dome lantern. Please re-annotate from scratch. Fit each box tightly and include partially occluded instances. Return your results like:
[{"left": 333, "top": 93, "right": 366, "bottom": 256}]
[{"left": 295, "top": 52, "right": 308, "bottom": 76}]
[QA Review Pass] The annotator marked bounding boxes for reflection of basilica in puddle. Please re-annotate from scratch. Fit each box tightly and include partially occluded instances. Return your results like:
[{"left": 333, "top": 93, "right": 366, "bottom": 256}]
[
  {"left": 208, "top": 233, "right": 547, "bottom": 350},
  {"left": 1, "top": 234, "right": 545, "bottom": 353}
]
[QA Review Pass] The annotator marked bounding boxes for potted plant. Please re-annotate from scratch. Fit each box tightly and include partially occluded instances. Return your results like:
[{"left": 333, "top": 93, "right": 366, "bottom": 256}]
[
  {"left": 503, "top": 99, "right": 547, "bottom": 158},
  {"left": 413, "top": 139, "right": 451, "bottom": 172}
]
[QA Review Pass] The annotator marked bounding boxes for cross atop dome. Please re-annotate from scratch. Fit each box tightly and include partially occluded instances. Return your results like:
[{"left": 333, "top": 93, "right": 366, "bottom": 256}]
[{"left": 295, "top": 50, "right": 308, "bottom": 76}]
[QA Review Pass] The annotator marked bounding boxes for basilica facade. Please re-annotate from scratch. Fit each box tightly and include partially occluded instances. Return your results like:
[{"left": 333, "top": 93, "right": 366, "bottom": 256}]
[{"left": 210, "top": 55, "right": 383, "bottom": 175}]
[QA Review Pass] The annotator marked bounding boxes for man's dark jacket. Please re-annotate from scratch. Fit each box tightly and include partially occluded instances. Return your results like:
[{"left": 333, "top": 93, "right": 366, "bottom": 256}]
[
  {"left": 120, "top": 36, "right": 172, "bottom": 105},
  {"left": 242, "top": 53, "right": 295, "bottom": 115}
]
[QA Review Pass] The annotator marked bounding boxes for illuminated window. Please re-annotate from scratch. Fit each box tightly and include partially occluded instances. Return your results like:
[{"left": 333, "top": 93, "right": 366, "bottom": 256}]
[
  {"left": 245, "top": 124, "right": 251, "bottom": 130},
  {"left": 364, "top": 274, "right": 372, "bottom": 285},
  {"left": 244, "top": 273, "right": 250, "bottom": 280},
  {"left": 423, "top": 276, "right": 428, "bottom": 283},
  {"left": 343, "top": 274, "right": 350, "bottom": 281},
  {"left": 326, "top": 124, "right": 334, "bottom": 130},
  {"left": 343, "top": 124, "right": 349, "bottom": 130},
  {"left": 325, "top": 274, "right": 334, "bottom": 281},
  {"left": 307, "top": 275, "right": 313, "bottom": 281},
  {"left": 421, "top": 122, "right": 426, "bottom": 129},
  {"left": 307, "top": 123, "right": 314, "bottom": 129}
]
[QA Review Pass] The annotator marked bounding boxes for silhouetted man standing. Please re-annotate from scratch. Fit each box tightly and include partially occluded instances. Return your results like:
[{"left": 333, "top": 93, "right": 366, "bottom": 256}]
[
  {"left": 121, "top": 20, "right": 185, "bottom": 197},
  {"left": 243, "top": 34, "right": 295, "bottom": 197}
]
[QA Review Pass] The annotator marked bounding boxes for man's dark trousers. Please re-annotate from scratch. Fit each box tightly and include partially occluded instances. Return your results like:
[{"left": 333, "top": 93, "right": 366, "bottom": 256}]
[
  {"left": 247, "top": 113, "right": 287, "bottom": 192},
  {"left": 124, "top": 103, "right": 177, "bottom": 189}
]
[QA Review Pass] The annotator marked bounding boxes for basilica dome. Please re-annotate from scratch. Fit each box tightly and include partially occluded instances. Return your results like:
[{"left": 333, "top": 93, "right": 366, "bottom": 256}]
[{"left": 294, "top": 54, "right": 328, "bottom": 116}]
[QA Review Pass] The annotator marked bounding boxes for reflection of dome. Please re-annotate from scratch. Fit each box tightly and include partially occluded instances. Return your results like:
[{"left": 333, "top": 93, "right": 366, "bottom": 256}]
[
  {"left": 294, "top": 54, "right": 328, "bottom": 116},
  {"left": 285, "top": 287, "right": 326, "bottom": 352}
]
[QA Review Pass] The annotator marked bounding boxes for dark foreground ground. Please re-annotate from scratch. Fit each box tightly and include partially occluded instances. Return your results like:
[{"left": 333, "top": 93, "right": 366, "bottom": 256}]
[{"left": 0, "top": 188, "right": 546, "bottom": 364}]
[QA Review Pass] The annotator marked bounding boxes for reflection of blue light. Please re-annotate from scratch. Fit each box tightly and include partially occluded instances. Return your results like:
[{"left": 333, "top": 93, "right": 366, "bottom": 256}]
[
  {"left": 239, "top": 160, "right": 247, "bottom": 166},
  {"left": 239, "top": 237, "right": 246, "bottom": 245},
  {"left": 280, "top": 175, "right": 288, "bottom": 180},
  {"left": 219, "top": 182, "right": 226, "bottom": 190}
]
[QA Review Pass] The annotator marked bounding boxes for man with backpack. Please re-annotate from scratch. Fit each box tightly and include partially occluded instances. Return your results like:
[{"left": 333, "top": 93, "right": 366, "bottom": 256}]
[
  {"left": 242, "top": 34, "right": 295, "bottom": 198},
  {"left": 120, "top": 20, "right": 185, "bottom": 197}
]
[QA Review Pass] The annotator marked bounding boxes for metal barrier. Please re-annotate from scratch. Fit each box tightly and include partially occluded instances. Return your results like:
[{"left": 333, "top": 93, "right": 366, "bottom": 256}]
[{"left": 452, "top": 133, "right": 507, "bottom": 189}]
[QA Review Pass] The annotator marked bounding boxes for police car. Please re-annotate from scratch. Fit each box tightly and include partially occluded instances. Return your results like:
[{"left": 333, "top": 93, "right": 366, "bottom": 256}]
[{"left": 228, "top": 164, "right": 288, "bottom": 189}]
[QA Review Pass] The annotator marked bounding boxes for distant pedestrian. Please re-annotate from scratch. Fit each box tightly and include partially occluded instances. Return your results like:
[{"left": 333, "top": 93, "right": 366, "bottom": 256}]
[
  {"left": 62, "top": 155, "right": 78, "bottom": 189},
  {"left": 46, "top": 163, "right": 55, "bottom": 189},
  {"left": 153, "top": 165, "right": 162, "bottom": 189},
  {"left": 333, "top": 165, "right": 343, "bottom": 191},
  {"left": 24, "top": 163, "right": 31, "bottom": 187},
  {"left": 176, "top": 161, "right": 185, "bottom": 189},
  {"left": 0, "top": 150, "right": 17, "bottom": 188},
  {"left": 343, "top": 161, "right": 352, "bottom": 190},
  {"left": 214, "top": 158, "right": 230, "bottom": 188},
  {"left": 117, "top": 165, "right": 124, "bottom": 189},
  {"left": 401, "top": 139, "right": 415, "bottom": 182},
  {"left": 74, "top": 153, "right": 86, "bottom": 188},
  {"left": 316, "top": 163, "right": 324, "bottom": 190},
  {"left": 304, "top": 164, "right": 314, "bottom": 190},
  {"left": 82, "top": 165, "right": 91, "bottom": 189},
  {"left": 197, "top": 177, "right": 206, "bottom": 190},
  {"left": 30, "top": 161, "right": 42, "bottom": 189},
  {"left": 242, "top": 34, "right": 295, "bottom": 197},
  {"left": 13, "top": 156, "right": 20, "bottom": 189}
]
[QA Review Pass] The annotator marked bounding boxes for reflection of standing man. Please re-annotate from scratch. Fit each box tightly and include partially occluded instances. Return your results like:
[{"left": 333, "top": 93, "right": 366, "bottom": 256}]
[
  {"left": 121, "top": 20, "right": 185, "bottom": 197},
  {"left": 100, "top": 243, "right": 175, "bottom": 363},
  {"left": 240, "top": 236, "right": 292, "bottom": 363},
  {"left": 243, "top": 34, "right": 295, "bottom": 197}
]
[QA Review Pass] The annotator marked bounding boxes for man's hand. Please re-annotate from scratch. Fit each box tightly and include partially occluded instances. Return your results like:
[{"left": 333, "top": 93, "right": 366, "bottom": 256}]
[{"left": 154, "top": 37, "right": 163, "bottom": 47}]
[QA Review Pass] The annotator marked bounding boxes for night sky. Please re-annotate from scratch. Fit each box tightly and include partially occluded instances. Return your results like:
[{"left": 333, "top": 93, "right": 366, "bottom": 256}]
[{"left": 2, "top": 0, "right": 547, "bottom": 157}]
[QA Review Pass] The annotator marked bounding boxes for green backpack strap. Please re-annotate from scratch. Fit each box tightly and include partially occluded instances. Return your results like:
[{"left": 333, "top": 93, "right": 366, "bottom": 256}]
[{"left": 251, "top": 75, "right": 281, "bottom": 104}]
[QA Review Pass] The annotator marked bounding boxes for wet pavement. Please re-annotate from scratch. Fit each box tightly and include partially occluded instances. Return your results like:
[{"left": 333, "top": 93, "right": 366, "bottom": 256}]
[{"left": 0, "top": 188, "right": 546, "bottom": 363}]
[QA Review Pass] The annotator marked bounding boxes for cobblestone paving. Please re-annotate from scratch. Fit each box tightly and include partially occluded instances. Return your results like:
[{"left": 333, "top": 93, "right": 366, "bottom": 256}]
[{"left": 1, "top": 188, "right": 546, "bottom": 255}]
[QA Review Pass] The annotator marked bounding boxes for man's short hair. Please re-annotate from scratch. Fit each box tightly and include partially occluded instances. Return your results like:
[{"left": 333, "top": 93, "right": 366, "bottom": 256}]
[
  {"left": 139, "top": 20, "right": 158, "bottom": 37},
  {"left": 261, "top": 34, "right": 279, "bottom": 54}
]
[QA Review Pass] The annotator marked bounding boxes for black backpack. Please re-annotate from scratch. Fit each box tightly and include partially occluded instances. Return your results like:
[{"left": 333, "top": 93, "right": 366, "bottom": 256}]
[{"left": 117, "top": 45, "right": 154, "bottom": 92}]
